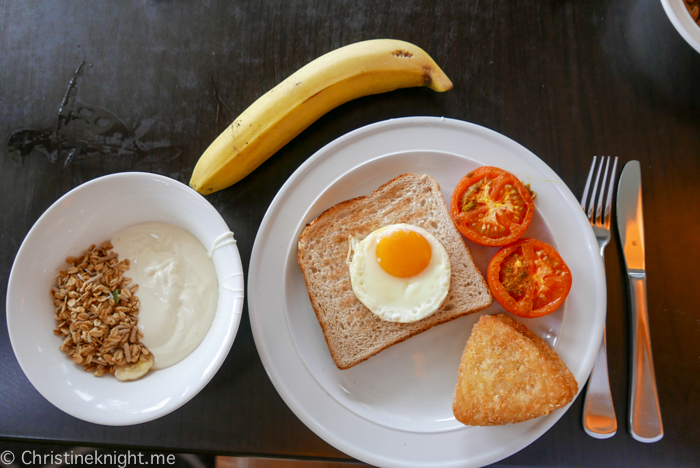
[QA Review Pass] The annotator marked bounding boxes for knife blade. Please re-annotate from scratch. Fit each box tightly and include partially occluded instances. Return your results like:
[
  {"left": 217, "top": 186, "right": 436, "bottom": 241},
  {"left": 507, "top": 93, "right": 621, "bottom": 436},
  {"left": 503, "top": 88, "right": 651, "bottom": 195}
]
[{"left": 616, "top": 160, "right": 663, "bottom": 443}]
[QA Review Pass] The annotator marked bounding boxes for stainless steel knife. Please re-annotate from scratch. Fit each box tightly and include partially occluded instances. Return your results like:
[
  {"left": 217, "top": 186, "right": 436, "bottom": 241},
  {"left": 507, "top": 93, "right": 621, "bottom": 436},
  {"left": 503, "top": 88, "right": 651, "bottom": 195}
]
[{"left": 616, "top": 160, "right": 663, "bottom": 443}]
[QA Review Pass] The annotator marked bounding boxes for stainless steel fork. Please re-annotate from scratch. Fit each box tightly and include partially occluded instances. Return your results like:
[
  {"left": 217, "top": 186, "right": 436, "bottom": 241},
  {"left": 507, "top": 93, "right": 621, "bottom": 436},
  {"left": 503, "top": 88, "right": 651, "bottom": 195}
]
[{"left": 580, "top": 156, "right": 618, "bottom": 438}]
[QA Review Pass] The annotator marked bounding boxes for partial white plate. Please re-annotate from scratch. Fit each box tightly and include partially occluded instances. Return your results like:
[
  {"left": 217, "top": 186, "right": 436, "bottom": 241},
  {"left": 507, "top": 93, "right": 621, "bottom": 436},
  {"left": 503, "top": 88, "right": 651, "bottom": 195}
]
[
  {"left": 7, "top": 172, "right": 244, "bottom": 426},
  {"left": 661, "top": 0, "right": 700, "bottom": 53},
  {"left": 249, "top": 117, "right": 605, "bottom": 467}
]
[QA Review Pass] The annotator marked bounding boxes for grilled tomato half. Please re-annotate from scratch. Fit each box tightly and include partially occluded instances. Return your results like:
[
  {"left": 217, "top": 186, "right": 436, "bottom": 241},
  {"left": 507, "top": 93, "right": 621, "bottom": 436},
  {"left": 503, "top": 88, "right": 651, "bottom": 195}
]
[
  {"left": 450, "top": 166, "right": 534, "bottom": 246},
  {"left": 487, "top": 238, "right": 572, "bottom": 318}
]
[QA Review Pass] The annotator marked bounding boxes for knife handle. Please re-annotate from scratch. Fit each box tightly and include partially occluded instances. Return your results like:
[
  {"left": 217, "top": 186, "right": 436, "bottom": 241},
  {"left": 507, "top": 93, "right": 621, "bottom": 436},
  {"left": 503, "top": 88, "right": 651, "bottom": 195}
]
[{"left": 628, "top": 275, "right": 663, "bottom": 443}]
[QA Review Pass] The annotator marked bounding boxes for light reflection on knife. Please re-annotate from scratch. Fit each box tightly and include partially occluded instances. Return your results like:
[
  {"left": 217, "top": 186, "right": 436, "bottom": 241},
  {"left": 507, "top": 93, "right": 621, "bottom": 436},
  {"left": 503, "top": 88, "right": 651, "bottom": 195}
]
[{"left": 616, "top": 160, "right": 663, "bottom": 443}]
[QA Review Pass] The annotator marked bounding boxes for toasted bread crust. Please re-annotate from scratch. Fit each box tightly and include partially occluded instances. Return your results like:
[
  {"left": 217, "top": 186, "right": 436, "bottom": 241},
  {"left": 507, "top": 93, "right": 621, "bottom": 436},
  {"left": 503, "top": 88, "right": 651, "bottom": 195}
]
[
  {"left": 452, "top": 314, "right": 578, "bottom": 426},
  {"left": 297, "top": 173, "right": 492, "bottom": 369}
]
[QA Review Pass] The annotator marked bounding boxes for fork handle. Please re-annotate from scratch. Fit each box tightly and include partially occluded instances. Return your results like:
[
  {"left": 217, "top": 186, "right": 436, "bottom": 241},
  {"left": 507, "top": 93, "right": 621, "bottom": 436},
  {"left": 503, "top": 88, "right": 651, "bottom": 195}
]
[
  {"left": 582, "top": 328, "right": 617, "bottom": 438},
  {"left": 628, "top": 274, "right": 663, "bottom": 443}
]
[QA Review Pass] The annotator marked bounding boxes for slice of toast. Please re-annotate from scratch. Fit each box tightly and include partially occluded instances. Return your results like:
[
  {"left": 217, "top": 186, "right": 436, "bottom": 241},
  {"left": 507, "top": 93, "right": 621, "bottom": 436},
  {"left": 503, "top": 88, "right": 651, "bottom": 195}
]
[
  {"left": 452, "top": 314, "right": 578, "bottom": 426},
  {"left": 297, "top": 173, "right": 492, "bottom": 370}
]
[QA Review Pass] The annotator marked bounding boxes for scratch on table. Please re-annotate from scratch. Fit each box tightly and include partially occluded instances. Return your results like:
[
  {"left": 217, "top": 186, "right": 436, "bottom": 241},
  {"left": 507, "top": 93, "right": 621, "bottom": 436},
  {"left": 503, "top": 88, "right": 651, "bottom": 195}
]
[{"left": 7, "top": 62, "right": 178, "bottom": 169}]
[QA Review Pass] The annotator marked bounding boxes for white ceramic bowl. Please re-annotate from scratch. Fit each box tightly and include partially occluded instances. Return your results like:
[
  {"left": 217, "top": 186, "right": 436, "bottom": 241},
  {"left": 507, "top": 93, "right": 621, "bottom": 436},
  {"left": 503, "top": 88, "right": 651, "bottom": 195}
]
[
  {"left": 6, "top": 172, "right": 244, "bottom": 426},
  {"left": 661, "top": 0, "right": 700, "bottom": 53}
]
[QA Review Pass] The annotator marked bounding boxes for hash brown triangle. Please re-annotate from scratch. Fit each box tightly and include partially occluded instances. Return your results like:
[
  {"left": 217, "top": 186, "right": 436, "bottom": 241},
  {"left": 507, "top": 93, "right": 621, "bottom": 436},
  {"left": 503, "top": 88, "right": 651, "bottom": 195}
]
[{"left": 452, "top": 314, "right": 578, "bottom": 426}]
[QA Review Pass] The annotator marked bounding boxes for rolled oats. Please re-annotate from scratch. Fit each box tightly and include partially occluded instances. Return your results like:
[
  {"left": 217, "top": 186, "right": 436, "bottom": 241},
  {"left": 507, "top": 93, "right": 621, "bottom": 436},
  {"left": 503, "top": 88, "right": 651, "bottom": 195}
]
[{"left": 51, "top": 242, "right": 152, "bottom": 379}]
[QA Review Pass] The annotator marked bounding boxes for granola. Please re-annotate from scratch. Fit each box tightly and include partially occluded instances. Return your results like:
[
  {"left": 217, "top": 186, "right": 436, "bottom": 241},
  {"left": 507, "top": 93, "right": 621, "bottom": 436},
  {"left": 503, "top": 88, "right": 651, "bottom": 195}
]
[{"left": 51, "top": 242, "right": 152, "bottom": 379}]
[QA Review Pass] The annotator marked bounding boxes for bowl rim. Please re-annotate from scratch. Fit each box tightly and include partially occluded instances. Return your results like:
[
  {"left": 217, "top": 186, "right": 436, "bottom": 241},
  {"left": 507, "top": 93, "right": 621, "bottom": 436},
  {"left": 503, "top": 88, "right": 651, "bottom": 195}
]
[
  {"left": 661, "top": 0, "right": 700, "bottom": 53},
  {"left": 6, "top": 171, "right": 244, "bottom": 425}
]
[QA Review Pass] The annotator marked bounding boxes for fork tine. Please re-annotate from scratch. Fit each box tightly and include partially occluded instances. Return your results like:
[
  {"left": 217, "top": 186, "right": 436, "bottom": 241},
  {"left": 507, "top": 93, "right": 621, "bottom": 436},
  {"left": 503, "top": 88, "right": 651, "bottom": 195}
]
[
  {"left": 581, "top": 156, "right": 597, "bottom": 210},
  {"left": 603, "top": 156, "right": 619, "bottom": 227},
  {"left": 587, "top": 157, "right": 604, "bottom": 220},
  {"left": 596, "top": 157, "right": 611, "bottom": 225}
]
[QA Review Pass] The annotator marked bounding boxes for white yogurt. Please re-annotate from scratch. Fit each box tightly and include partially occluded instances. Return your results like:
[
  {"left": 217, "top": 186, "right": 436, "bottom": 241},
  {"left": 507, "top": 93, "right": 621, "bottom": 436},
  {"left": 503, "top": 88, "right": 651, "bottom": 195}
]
[{"left": 111, "top": 222, "right": 218, "bottom": 369}]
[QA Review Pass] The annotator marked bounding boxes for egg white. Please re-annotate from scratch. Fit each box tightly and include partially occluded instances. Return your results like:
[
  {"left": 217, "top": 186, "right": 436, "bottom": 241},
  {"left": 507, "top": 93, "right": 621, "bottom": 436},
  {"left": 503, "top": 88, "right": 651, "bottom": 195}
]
[{"left": 347, "top": 224, "right": 451, "bottom": 323}]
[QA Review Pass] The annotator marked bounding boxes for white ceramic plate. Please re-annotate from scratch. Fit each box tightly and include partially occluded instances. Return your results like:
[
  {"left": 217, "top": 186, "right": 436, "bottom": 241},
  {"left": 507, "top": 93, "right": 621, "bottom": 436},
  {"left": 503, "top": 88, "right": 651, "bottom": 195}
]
[
  {"left": 249, "top": 117, "right": 605, "bottom": 467},
  {"left": 661, "top": 0, "right": 700, "bottom": 53},
  {"left": 7, "top": 172, "right": 244, "bottom": 426}
]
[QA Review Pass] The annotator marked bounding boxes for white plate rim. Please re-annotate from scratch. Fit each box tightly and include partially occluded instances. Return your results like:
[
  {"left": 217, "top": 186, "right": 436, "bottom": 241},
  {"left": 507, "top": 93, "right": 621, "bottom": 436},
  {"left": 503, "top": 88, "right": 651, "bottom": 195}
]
[
  {"left": 248, "top": 117, "right": 605, "bottom": 467},
  {"left": 661, "top": 0, "right": 700, "bottom": 53}
]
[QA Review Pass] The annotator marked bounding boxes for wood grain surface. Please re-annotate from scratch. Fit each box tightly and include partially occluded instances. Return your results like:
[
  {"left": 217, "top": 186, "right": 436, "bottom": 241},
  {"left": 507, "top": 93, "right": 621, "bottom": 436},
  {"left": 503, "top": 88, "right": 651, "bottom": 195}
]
[{"left": 1, "top": 0, "right": 698, "bottom": 466}]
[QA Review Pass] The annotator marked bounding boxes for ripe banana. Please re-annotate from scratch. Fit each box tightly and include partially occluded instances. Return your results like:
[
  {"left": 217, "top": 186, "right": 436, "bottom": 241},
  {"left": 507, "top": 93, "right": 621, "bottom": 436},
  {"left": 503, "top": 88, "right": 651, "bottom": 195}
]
[{"left": 190, "top": 39, "right": 453, "bottom": 194}]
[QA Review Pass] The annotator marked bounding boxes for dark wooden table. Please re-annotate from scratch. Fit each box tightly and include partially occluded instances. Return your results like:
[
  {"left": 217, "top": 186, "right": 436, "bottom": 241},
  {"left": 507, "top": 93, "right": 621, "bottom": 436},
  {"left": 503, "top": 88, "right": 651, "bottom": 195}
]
[{"left": 1, "top": 1, "right": 698, "bottom": 466}]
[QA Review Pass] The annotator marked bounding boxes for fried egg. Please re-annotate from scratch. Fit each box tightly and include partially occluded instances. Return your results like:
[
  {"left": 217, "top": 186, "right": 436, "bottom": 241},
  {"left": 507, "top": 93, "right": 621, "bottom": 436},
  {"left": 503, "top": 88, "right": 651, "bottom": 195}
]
[{"left": 347, "top": 224, "right": 451, "bottom": 323}]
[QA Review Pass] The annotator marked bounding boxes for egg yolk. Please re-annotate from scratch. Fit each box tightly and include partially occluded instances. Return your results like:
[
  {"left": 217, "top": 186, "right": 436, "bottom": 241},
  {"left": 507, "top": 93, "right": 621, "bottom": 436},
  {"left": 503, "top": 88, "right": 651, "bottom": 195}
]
[{"left": 375, "top": 228, "right": 432, "bottom": 278}]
